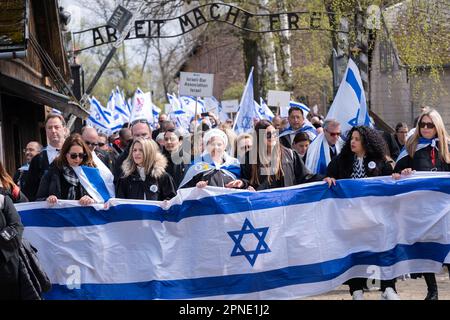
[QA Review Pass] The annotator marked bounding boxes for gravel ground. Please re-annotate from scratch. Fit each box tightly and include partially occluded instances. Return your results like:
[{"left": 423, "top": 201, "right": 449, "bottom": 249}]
[{"left": 304, "top": 268, "right": 450, "bottom": 300}]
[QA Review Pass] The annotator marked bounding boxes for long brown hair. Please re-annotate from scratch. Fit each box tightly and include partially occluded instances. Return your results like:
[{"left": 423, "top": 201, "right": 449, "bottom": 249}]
[
  {"left": 250, "top": 120, "right": 284, "bottom": 186},
  {"left": 0, "top": 160, "right": 17, "bottom": 192},
  {"left": 54, "top": 133, "right": 96, "bottom": 169},
  {"left": 406, "top": 108, "right": 450, "bottom": 163}
]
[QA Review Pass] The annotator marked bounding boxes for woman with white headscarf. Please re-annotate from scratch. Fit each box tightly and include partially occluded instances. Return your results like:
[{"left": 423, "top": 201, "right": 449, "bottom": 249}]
[{"left": 179, "top": 128, "right": 244, "bottom": 189}]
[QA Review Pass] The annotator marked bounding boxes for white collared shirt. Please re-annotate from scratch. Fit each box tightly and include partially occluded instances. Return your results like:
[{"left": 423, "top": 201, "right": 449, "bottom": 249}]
[{"left": 46, "top": 145, "right": 60, "bottom": 164}]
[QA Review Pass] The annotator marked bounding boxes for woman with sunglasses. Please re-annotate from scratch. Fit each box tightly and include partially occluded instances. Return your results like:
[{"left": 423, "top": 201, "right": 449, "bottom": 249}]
[
  {"left": 241, "top": 120, "right": 322, "bottom": 191},
  {"left": 36, "top": 134, "right": 97, "bottom": 206},
  {"left": 393, "top": 107, "right": 450, "bottom": 300},
  {"left": 116, "top": 138, "right": 176, "bottom": 200},
  {"left": 324, "top": 126, "right": 399, "bottom": 300}
]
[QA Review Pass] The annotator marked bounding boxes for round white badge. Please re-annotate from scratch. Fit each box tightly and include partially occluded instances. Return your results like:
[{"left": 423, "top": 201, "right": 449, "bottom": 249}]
[
  {"left": 149, "top": 185, "right": 158, "bottom": 193},
  {"left": 368, "top": 161, "right": 376, "bottom": 169}
]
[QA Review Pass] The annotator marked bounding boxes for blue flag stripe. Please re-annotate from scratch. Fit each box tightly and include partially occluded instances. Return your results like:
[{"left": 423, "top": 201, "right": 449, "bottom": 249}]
[
  {"left": 19, "top": 177, "right": 450, "bottom": 227},
  {"left": 346, "top": 69, "right": 362, "bottom": 103},
  {"left": 81, "top": 166, "right": 111, "bottom": 202},
  {"left": 43, "top": 242, "right": 450, "bottom": 300}
]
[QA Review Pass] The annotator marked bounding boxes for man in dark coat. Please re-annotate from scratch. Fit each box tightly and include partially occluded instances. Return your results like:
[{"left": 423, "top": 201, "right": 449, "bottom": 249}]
[{"left": 23, "top": 114, "right": 67, "bottom": 201}]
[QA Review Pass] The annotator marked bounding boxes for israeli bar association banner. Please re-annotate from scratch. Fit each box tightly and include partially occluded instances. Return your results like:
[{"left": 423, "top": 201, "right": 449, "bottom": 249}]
[{"left": 16, "top": 172, "right": 450, "bottom": 300}]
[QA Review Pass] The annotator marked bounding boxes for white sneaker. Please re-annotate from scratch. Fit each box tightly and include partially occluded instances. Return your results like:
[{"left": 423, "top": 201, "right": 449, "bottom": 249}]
[
  {"left": 381, "top": 287, "right": 401, "bottom": 300},
  {"left": 352, "top": 290, "right": 364, "bottom": 300}
]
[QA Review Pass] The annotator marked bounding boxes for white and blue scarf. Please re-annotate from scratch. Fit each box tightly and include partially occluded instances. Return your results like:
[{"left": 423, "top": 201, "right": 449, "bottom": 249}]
[
  {"left": 396, "top": 137, "right": 438, "bottom": 163},
  {"left": 279, "top": 122, "right": 318, "bottom": 142},
  {"left": 179, "top": 152, "right": 241, "bottom": 188}
]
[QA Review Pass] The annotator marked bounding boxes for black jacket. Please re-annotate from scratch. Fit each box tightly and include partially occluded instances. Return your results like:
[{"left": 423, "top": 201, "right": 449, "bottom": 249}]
[
  {"left": 23, "top": 150, "right": 50, "bottom": 201},
  {"left": 0, "top": 187, "right": 28, "bottom": 204},
  {"left": 394, "top": 145, "right": 450, "bottom": 173},
  {"left": 36, "top": 164, "right": 87, "bottom": 201},
  {"left": 95, "top": 148, "right": 115, "bottom": 172},
  {"left": 113, "top": 143, "right": 131, "bottom": 184},
  {"left": 327, "top": 153, "right": 394, "bottom": 179},
  {"left": 116, "top": 171, "right": 176, "bottom": 201},
  {"left": 163, "top": 148, "right": 188, "bottom": 189},
  {"left": 0, "top": 194, "right": 24, "bottom": 299},
  {"left": 116, "top": 154, "right": 176, "bottom": 201},
  {"left": 241, "top": 146, "right": 323, "bottom": 190}
]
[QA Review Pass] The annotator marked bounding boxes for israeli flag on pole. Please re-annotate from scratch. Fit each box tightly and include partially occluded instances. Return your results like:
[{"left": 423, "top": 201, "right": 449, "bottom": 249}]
[
  {"left": 17, "top": 173, "right": 450, "bottom": 300},
  {"left": 106, "top": 91, "right": 123, "bottom": 133},
  {"left": 233, "top": 67, "right": 256, "bottom": 134},
  {"left": 114, "top": 87, "right": 130, "bottom": 125},
  {"left": 326, "top": 58, "right": 371, "bottom": 135},
  {"left": 71, "top": 153, "right": 115, "bottom": 203},
  {"left": 255, "top": 98, "right": 274, "bottom": 121},
  {"left": 130, "top": 88, "right": 154, "bottom": 124},
  {"left": 179, "top": 96, "right": 205, "bottom": 116},
  {"left": 87, "top": 96, "right": 111, "bottom": 135}
]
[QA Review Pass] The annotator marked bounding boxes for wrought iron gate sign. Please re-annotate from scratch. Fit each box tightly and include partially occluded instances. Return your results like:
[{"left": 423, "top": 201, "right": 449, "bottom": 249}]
[{"left": 73, "top": 3, "right": 349, "bottom": 53}]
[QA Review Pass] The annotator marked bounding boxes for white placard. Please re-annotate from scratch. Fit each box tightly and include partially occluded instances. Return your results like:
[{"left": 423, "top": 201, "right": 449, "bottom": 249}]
[
  {"left": 203, "top": 99, "right": 218, "bottom": 115},
  {"left": 267, "top": 90, "right": 291, "bottom": 108},
  {"left": 179, "top": 72, "right": 214, "bottom": 97},
  {"left": 280, "top": 106, "right": 290, "bottom": 117},
  {"left": 221, "top": 99, "right": 239, "bottom": 113}
]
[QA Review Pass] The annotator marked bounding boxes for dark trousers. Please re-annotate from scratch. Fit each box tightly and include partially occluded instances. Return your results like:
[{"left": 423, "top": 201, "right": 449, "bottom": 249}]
[{"left": 347, "top": 278, "right": 397, "bottom": 295}]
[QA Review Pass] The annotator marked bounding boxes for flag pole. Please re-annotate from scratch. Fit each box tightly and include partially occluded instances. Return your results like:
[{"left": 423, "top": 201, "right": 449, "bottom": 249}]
[{"left": 195, "top": 96, "right": 199, "bottom": 121}]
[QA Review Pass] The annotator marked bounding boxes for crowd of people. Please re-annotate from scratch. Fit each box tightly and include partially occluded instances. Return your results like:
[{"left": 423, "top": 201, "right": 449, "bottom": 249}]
[{"left": 1, "top": 104, "right": 450, "bottom": 300}]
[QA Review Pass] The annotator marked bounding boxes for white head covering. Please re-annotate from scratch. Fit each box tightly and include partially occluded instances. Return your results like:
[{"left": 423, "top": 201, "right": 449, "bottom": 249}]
[
  {"left": 203, "top": 128, "right": 228, "bottom": 149},
  {"left": 156, "top": 132, "right": 165, "bottom": 142}
]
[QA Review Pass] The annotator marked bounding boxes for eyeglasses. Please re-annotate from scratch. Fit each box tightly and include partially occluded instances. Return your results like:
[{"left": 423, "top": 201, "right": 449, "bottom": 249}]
[
  {"left": 326, "top": 130, "right": 341, "bottom": 137},
  {"left": 23, "top": 148, "right": 37, "bottom": 153},
  {"left": 266, "top": 132, "right": 278, "bottom": 139},
  {"left": 85, "top": 141, "right": 98, "bottom": 147},
  {"left": 68, "top": 153, "right": 86, "bottom": 160},
  {"left": 419, "top": 122, "right": 435, "bottom": 129},
  {"left": 98, "top": 142, "right": 106, "bottom": 147}
]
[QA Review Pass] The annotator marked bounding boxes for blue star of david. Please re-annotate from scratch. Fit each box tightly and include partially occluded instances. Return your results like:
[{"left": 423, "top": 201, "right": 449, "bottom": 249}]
[
  {"left": 348, "top": 108, "right": 360, "bottom": 127},
  {"left": 228, "top": 218, "right": 270, "bottom": 266},
  {"left": 242, "top": 116, "right": 252, "bottom": 130}
]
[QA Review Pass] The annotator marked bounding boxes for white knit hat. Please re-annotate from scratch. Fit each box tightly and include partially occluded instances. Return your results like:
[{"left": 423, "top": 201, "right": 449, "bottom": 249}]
[{"left": 203, "top": 128, "right": 228, "bottom": 148}]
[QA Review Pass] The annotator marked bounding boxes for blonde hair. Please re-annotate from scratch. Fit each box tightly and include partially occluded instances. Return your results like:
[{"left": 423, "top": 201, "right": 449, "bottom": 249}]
[
  {"left": 406, "top": 107, "right": 450, "bottom": 163},
  {"left": 121, "top": 138, "right": 167, "bottom": 178}
]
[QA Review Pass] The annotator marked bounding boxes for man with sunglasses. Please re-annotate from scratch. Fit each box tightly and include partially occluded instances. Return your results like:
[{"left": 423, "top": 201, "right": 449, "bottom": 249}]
[
  {"left": 305, "top": 119, "right": 343, "bottom": 174},
  {"left": 81, "top": 126, "right": 114, "bottom": 172}
]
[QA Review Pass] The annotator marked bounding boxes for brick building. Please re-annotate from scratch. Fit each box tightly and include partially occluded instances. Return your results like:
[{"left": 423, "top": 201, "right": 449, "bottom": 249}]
[{"left": 370, "top": 1, "right": 450, "bottom": 128}]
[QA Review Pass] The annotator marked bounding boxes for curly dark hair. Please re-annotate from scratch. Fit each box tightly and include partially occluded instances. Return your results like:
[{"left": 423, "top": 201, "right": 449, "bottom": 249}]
[{"left": 339, "top": 126, "right": 387, "bottom": 165}]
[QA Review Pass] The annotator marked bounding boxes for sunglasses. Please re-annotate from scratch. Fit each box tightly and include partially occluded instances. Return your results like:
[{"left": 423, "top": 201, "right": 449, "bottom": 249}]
[
  {"left": 419, "top": 122, "right": 435, "bottom": 129},
  {"left": 98, "top": 142, "right": 106, "bottom": 147},
  {"left": 85, "top": 141, "right": 98, "bottom": 147},
  {"left": 266, "top": 132, "right": 278, "bottom": 139},
  {"left": 326, "top": 131, "right": 341, "bottom": 137},
  {"left": 68, "top": 153, "right": 86, "bottom": 160}
]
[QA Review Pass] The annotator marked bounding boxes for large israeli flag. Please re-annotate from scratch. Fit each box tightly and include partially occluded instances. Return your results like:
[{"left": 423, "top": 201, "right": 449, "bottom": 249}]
[
  {"left": 18, "top": 173, "right": 450, "bottom": 300},
  {"left": 326, "top": 58, "right": 371, "bottom": 134},
  {"left": 234, "top": 67, "right": 256, "bottom": 134}
]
